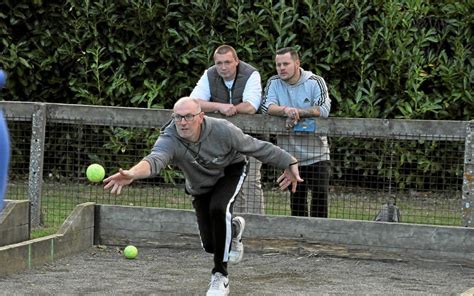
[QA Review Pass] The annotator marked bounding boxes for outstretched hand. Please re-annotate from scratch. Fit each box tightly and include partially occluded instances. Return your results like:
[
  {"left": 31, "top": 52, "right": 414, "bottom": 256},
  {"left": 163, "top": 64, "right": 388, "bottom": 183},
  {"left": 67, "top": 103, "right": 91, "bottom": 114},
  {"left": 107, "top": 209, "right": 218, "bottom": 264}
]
[
  {"left": 277, "top": 163, "right": 303, "bottom": 193},
  {"left": 103, "top": 168, "right": 134, "bottom": 195}
]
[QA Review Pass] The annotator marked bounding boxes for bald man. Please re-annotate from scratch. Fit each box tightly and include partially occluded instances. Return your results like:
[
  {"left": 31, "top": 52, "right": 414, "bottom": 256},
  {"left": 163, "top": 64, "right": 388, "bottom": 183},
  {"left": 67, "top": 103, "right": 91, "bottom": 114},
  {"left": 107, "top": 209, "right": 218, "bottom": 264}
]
[{"left": 104, "top": 97, "right": 302, "bottom": 296}]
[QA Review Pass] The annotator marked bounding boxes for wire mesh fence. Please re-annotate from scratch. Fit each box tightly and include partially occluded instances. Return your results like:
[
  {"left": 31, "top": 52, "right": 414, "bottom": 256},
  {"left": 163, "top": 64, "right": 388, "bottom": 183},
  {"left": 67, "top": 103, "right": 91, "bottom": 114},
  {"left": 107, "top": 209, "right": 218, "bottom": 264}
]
[{"left": 1, "top": 102, "right": 472, "bottom": 228}]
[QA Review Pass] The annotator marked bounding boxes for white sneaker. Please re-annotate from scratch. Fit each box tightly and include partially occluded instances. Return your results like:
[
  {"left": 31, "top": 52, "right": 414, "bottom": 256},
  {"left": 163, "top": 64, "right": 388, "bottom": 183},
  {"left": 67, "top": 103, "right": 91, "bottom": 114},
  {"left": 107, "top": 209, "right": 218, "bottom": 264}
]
[
  {"left": 206, "top": 272, "right": 229, "bottom": 296},
  {"left": 229, "top": 216, "right": 245, "bottom": 264}
]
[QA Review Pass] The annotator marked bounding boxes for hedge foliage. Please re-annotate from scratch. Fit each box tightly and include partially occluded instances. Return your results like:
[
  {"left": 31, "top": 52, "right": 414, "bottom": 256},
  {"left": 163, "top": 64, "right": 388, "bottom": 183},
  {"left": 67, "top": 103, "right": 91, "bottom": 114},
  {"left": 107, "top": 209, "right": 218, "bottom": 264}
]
[
  {"left": 0, "top": 0, "right": 472, "bottom": 119},
  {"left": 0, "top": 0, "right": 472, "bottom": 190}
]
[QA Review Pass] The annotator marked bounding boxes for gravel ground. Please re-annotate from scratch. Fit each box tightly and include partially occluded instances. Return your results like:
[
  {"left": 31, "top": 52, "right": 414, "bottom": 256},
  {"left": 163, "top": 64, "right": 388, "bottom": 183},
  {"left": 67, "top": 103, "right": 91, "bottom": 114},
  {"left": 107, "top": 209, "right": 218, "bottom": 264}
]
[{"left": 0, "top": 239, "right": 473, "bottom": 296}]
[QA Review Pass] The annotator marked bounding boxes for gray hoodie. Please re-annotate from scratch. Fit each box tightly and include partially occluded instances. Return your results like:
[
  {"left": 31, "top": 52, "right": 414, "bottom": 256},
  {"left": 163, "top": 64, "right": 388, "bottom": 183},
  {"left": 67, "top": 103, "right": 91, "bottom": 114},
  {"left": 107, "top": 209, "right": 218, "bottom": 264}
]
[
  {"left": 143, "top": 116, "right": 294, "bottom": 195},
  {"left": 262, "top": 68, "right": 331, "bottom": 165}
]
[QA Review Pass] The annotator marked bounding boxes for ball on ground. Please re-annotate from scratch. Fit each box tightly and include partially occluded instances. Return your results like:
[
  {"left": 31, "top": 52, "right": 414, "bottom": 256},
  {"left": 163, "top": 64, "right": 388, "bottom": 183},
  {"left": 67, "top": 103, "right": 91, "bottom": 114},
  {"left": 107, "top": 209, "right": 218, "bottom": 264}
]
[
  {"left": 86, "top": 163, "right": 105, "bottom": 182},
  {"left": 124, "top": 245, "right": 138, "bottom": 259},
  {"left": 0, "top": 69, "right": 7, "bottom": 89}
]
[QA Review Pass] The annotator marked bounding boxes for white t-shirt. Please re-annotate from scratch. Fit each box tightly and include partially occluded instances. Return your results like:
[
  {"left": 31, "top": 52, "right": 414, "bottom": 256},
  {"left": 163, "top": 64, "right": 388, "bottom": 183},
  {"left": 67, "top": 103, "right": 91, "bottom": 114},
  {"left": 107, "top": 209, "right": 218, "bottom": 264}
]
[{"left": 190, "top": 70, "right": 262, "bottom": 111}]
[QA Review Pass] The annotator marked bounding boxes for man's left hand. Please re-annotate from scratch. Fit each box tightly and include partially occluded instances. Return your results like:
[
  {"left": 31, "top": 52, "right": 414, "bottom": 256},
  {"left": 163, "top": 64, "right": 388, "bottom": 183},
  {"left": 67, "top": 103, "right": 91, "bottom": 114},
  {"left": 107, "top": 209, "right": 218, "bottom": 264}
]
[{"left": 277, "top": 164, "right": 303, "bottom": 192}]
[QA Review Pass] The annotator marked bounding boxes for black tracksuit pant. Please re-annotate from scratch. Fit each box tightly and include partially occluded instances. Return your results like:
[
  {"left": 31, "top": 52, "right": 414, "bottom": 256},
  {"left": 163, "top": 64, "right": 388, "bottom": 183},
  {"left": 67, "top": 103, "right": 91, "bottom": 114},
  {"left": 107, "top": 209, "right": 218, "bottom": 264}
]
[{"left": 192, "top": 161, "right": 247, "bottom": 276}]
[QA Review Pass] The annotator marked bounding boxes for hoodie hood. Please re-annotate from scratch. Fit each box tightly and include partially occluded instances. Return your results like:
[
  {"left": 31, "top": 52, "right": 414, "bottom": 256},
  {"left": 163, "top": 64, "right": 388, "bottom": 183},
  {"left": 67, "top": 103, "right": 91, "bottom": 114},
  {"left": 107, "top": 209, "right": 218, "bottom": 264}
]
[{"left": 291, "top": 68, "right": 314, "bottom": 86}]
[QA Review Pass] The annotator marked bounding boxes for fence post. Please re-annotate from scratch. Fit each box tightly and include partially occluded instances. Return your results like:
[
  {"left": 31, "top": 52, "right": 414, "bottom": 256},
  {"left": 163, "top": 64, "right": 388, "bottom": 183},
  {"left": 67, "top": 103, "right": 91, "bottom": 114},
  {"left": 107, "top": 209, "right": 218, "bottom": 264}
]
[
  {"left": 462, "top": 120, "right": 474, "bottom": 227},
  {"left": 28, "top": 103, "right": 46, "bottom": 227}
]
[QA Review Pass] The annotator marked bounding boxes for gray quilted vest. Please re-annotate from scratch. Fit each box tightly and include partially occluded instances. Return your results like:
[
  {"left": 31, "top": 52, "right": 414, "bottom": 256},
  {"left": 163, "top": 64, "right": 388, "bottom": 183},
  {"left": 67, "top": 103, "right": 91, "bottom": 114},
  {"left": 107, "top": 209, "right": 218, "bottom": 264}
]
[{"left": 207, "top": 61, "right": 256, "bottom": 105}]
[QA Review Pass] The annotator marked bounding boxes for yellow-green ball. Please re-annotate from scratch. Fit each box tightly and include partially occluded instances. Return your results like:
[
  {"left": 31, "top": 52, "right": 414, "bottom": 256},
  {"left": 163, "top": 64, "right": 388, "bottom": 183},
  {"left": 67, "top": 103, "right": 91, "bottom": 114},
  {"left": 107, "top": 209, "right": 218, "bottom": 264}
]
[
  {"left": 124, "top": 245, "right": 138, "bottom": 259},
  {"left": 86, "top": 164, "right": 105, "bottom": 183}
]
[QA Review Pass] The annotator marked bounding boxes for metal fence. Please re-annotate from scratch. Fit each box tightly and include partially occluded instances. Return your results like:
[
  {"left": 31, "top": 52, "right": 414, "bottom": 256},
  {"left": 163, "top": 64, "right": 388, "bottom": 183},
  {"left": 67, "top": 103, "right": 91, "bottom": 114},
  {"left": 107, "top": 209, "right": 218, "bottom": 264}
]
[{"left": 1, "top": 102, "right": 473, "bottom": 228}]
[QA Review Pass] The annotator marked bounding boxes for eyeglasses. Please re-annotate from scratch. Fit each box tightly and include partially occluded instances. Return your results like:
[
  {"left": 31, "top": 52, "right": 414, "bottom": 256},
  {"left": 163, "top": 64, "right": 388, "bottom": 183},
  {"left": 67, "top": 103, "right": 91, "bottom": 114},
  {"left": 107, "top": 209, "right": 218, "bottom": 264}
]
[{"left": 171, "top": 112, "right": 201, "bottom": 122}]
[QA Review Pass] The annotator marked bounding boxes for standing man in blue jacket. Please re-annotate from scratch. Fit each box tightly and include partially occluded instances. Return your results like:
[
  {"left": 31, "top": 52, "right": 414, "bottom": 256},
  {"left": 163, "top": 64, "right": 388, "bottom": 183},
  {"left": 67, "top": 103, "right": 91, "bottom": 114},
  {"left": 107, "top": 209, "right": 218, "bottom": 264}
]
[
  {"left": 262, "top": 47, "right": 331, "bottom": 218},
  {"left": 190, "top": 45, "right": 265, "bottom": 216}
]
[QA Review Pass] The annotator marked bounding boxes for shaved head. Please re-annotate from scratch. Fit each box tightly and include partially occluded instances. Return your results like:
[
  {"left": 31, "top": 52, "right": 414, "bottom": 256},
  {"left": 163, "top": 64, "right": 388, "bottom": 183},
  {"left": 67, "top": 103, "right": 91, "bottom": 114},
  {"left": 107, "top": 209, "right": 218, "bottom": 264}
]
[{"left": 174, "top": 97, "right": 201, "bottom": 113}]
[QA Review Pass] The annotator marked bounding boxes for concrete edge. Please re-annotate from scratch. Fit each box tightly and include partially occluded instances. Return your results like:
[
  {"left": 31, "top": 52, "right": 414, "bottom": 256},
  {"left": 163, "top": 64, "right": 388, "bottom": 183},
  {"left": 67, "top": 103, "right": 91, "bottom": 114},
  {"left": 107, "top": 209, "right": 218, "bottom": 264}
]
[
  {"left": 0, "top": 200, "right": 30, "bottom": 246},
  {"left": 96, "top": 206, "right": 474, "bottom": 266},
  {"left": 0, "top": 200, "right": 15, "bottom": 223},
  {"left": 0, "top": 202, "right": 95, "bottom": 277},
  {"left": 2, "top": 203, "right": 473, "bottom": 277}
]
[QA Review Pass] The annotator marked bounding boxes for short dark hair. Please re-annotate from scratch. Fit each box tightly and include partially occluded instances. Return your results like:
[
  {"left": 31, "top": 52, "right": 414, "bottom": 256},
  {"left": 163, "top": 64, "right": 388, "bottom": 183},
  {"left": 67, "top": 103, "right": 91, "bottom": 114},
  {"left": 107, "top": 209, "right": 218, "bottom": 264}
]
[
  {"left": 214, "top": 45, "right": 238, "bottom": 60},
  {"left": 276, "top": 47, "right": 300, "bottom": 61}
]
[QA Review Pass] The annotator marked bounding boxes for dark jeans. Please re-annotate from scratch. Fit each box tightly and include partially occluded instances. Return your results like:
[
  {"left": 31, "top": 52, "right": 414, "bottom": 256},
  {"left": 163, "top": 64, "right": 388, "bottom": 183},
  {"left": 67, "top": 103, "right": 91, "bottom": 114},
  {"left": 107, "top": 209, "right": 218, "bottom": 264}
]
[{"left": 290, "top": 160, "right": 331, "bottom": 217}]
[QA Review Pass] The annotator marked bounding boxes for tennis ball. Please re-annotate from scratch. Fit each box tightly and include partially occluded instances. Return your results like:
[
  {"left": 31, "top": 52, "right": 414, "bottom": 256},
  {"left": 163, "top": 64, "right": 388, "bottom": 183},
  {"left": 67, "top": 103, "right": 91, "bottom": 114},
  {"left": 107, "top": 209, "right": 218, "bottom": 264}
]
[
  {"left": 86, "top": 163, "right": 105, "bottom": 182},
  {"left": 0, "top": 70, "right": 7, "bottom": 89},
  {"left": 124, "top": 245, "right": 138, "bottom": 259}
]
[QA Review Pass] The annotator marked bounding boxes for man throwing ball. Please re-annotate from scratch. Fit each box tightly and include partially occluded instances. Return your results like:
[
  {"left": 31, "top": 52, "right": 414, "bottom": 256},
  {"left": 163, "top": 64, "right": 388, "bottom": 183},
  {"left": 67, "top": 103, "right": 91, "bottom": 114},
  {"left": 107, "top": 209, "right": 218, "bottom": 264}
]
[{"left": 104, "top": 97, "right": 302, "bottom": 296}]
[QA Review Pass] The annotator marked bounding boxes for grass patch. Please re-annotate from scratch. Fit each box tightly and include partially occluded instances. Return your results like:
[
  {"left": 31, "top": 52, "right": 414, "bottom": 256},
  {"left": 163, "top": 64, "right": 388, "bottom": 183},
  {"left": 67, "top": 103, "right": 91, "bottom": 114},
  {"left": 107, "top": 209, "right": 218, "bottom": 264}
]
[
  {"left": 7, "top": 182, "right": 462, "bottom": 239},
  {"left": 31, "top": 226, "right": 58, "bottom": 239}
]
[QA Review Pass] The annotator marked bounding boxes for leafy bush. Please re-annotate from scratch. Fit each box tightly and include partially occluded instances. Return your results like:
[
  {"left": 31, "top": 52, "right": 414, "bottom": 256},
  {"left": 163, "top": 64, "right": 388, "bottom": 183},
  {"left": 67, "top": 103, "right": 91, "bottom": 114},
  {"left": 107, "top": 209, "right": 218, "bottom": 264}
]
[
  {"left": 1, "top": 0, "right": 471, "bottom": 119},
  {"left": 1, "top": 0, "right": 471, "bottom": 188}
]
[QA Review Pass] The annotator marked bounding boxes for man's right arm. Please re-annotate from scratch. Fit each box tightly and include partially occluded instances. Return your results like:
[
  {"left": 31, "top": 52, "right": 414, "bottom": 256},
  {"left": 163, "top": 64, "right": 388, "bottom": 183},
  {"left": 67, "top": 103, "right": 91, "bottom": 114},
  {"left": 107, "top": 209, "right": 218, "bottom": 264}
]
[
  {"left": 263, "top": 79, "right": 300, "bottom": 128},
  {"left": 125, "top": 160, "right": 152, "bottom": 179},
  {"left": 262, "top": 78, "right": 286, "bottom": 116},
  {"left": 267, "top": 104, "right": 289, "bottom": 117},
  {"left": 264, "top": 88, "right": 295, "bottom": 118},
  {"left": 103, "top": 160, "right": 151, "bottom": 195}
]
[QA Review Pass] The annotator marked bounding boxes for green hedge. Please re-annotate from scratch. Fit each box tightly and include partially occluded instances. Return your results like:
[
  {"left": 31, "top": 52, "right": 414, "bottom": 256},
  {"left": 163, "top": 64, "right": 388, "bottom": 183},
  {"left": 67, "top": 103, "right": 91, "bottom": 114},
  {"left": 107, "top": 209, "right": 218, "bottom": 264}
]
[
  {"left": 0, "top": 0, "right": 471, "bottom": 119},
  {"left": 1, "top": 0, "right": 471, "bottom": 190}
]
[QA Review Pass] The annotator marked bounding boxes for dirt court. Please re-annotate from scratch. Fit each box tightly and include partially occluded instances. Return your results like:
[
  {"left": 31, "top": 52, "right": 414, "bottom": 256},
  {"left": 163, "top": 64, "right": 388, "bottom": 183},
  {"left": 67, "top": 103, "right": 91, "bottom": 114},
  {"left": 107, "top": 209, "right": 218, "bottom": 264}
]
[{"left": 0, "top": 237, "right": 472, "bottom": 296}]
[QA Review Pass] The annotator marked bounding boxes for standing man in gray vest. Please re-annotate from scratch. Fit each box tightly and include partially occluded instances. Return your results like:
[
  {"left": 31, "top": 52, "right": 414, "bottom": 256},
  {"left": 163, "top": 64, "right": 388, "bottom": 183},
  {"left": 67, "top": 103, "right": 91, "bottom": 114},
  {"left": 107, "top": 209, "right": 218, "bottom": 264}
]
[{"left": 190, "top": 45, "right": 265, "bottom": 215}]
